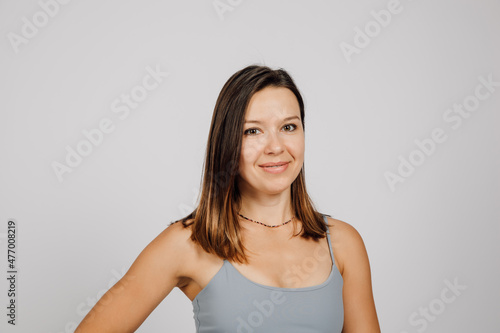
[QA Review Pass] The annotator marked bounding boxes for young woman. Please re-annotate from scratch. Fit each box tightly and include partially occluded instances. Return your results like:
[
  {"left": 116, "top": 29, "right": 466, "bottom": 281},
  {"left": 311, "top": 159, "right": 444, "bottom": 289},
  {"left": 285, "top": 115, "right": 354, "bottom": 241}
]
[{"left": 76, "top": 65, "right": 381, "bottom": 332}]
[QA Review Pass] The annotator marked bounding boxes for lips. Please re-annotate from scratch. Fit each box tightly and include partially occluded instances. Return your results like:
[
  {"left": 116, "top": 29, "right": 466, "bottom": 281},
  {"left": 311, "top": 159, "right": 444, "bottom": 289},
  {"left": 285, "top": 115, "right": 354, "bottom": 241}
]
[
  {"left": 259, "top": 161, "right": 290, "bottom": 174},
  {"left": 259, "top": 161, "right": 289, "bottom": 167}
]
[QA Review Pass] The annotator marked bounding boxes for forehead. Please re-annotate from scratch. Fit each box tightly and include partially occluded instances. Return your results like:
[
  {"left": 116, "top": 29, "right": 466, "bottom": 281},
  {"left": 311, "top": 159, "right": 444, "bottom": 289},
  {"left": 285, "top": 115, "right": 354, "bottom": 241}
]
[{"left": 244, "top": 86, "right": 300, "bottom": 120}]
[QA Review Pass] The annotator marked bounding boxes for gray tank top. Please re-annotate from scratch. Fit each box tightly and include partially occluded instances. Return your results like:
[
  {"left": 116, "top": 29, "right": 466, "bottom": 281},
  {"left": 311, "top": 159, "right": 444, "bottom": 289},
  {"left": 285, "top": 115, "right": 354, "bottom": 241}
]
[{"left": 192, "top": 214, "right": 344, "bottom": 332}]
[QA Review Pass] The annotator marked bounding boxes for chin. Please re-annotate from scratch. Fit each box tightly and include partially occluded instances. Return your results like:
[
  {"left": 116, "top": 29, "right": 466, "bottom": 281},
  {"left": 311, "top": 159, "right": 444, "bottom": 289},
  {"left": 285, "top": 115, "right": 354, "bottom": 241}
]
[{"left": 260, "top": 182, "right": 292, "bottom": 194}]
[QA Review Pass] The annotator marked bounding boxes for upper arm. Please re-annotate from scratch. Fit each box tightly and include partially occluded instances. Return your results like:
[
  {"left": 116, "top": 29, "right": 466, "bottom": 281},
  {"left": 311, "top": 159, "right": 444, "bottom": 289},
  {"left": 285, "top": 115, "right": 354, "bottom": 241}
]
[
  {"left": 328, "top": 218, "right": 380, "bottom": 333},
  {"left": 75, "top": 221, "right": 192, "bottom": 332}
]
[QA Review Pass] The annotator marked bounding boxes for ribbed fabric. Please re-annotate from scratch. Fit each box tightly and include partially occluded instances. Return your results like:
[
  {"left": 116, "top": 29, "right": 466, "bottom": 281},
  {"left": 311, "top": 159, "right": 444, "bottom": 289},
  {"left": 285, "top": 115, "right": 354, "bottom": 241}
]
[{"left": 192, "top": 214, "right": 344, "bottom": 332}]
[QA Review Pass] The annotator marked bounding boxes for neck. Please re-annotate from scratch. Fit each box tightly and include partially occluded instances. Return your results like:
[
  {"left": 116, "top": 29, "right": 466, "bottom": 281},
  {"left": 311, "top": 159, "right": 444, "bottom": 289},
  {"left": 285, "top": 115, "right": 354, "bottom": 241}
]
[{"left": 238, "top": 189, "right": 294, "bottom": 227}]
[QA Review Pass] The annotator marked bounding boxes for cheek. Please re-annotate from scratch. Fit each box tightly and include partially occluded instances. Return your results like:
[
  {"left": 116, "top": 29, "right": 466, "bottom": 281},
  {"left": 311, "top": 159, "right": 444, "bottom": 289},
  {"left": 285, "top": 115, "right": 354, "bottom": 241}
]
[
  {"left": 288, "top": 137, "right": 305, "bottom": 158},
  {"left": 240, "top": 140, "right": 261, "bottom": 163}
]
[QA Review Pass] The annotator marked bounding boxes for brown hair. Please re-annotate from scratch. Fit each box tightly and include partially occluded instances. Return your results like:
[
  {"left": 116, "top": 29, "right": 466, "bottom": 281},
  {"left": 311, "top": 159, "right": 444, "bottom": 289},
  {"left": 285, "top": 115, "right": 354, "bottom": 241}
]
[{"left": 170, "top": 65, "right": 331, "bottom": 264}]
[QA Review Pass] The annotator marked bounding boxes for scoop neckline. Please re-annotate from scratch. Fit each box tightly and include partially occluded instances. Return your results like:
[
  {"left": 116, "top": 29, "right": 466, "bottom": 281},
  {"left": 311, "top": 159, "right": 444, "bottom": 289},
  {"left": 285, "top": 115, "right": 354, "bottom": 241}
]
[
  {"left": 192, "top": 214, "right": 335, "bottom": 303},
  {"left": 224, "top": 258, "right": 336, "bottom": 292},
  {"left": 225, "top": 215, "right": 336, "bottom": 291}
]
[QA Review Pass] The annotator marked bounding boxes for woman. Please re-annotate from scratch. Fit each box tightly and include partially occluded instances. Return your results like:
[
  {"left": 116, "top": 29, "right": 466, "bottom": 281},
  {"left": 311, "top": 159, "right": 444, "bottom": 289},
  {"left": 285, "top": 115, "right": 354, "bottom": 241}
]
[{"left": 76, "top": 65, "right": 381, "bottom": 332}]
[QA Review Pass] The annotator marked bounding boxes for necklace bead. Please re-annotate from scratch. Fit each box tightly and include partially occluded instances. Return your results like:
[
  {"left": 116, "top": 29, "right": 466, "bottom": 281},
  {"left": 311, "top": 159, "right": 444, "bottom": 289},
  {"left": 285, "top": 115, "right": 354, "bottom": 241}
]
[{"left": 237, "top": 213, "right": 294, "bottom": 228}]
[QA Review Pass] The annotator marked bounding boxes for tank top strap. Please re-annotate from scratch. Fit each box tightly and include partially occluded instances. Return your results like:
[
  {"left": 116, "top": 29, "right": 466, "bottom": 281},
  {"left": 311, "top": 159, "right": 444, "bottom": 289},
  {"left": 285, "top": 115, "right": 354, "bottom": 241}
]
[{"left": 322, "top": 214, "right": 335, "bottom": 265}]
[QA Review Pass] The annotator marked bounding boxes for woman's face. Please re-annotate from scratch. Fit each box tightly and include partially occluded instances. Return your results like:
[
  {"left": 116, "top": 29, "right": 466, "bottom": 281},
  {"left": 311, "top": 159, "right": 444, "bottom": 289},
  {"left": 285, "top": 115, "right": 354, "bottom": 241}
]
[{"left": 237, "top": 86, "right": 305, "bottom": 196}]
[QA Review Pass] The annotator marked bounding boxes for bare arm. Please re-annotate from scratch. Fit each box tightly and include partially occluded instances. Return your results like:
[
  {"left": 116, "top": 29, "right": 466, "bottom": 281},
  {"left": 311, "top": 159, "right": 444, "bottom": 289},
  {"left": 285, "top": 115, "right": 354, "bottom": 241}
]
[
  {"left": 75, "top": 222, "right": 190, "bottom": 332},
  {"left": 329, "top": 218, "right": 381, "bottom": 332}
]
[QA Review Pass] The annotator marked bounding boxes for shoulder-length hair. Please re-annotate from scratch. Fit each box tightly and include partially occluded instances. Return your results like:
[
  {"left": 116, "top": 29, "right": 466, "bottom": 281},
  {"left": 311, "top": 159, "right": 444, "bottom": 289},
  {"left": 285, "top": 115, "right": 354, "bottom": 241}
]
[{"left": 170, "top": 65, "right": 331, "bottom": 264}]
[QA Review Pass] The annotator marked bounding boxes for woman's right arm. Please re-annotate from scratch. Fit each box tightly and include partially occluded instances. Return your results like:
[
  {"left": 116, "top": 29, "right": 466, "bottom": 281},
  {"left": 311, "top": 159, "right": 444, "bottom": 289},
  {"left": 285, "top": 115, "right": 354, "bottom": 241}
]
[{"left": 75, "top": 221, "right": 192, "bottom": 332}]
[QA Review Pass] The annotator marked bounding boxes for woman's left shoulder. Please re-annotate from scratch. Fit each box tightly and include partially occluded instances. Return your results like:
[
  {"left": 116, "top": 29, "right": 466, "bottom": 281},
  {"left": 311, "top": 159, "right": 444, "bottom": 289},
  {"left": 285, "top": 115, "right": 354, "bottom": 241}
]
[
  {"left": 323, "top": 216, "right": 370, "bottom": 277},
  {"left": 324, "top": 215, "right": 364, "bottom": 242}
]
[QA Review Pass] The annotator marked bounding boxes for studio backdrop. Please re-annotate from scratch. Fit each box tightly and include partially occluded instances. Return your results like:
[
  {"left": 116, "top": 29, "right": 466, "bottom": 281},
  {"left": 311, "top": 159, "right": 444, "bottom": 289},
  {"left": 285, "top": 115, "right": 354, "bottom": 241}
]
[{"left": 1, "top": 0, "right": 499, "bottom": 332}]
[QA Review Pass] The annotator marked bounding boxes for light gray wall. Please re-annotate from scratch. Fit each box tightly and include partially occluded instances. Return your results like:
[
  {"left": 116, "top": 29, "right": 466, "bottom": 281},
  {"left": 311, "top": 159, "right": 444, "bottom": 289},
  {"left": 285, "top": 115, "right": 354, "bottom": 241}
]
[{"left": 1, "top": 0, "right": 499, "bottom": 332}]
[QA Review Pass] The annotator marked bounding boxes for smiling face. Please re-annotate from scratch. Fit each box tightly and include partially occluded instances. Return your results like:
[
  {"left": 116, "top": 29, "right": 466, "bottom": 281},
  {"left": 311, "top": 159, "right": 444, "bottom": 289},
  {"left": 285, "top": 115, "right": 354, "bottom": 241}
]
[{"left": 237, "top": 86, "right": 305, "bottom": 196}]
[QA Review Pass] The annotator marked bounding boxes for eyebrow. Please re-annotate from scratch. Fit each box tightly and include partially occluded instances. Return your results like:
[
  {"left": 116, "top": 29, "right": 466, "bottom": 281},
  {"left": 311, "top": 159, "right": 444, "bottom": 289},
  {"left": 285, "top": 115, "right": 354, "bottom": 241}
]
[{"left": 244, "top": 115, "right": 300, "bottom": 124}]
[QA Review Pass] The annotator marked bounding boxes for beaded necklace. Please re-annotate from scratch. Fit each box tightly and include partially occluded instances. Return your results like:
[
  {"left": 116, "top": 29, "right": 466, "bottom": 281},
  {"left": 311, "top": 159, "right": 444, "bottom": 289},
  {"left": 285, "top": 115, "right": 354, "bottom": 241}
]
[{"left": 237, "top": 213, "right": 294, "bottom": 228}]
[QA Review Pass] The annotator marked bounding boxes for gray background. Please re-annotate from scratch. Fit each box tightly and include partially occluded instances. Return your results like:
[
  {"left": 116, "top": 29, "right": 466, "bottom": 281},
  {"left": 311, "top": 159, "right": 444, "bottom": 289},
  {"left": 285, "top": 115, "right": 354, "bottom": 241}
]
[{"left": 1, "top": 0, "right": 499, "bottom": 332}]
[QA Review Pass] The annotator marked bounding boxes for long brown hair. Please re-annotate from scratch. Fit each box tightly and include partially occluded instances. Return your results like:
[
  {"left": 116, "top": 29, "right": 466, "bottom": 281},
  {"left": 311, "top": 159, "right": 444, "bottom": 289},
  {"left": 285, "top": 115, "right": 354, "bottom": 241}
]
[{"left": 170, "top": 65, "right": 331, "bottom": 264}]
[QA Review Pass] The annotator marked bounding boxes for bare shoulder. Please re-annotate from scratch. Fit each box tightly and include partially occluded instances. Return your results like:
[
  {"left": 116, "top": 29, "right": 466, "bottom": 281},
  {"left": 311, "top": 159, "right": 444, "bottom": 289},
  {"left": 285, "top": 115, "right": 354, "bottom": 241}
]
[
  {"left": 324, "top": 216, "right": 369, "bottom": 277},
  {"left": 159, "top": 219, "right": 224, "bottom": 289},
  {"left": 155, "top": 219, "right": 194, "bottom": 247},
  {"left": 324, "top": 216, "right": 364, "bottom": 242},
  {"left": 74, "top": 219, "right": 199, "bottom": 331},
  {"left": 136, "top": 219, "right": 197, "bottom": 284},
  {"left": 147, "top": 220, "right": 193, "bottom": 253},
  {"left": 324, "top": 216, "right": 381, "bottom": 331}
]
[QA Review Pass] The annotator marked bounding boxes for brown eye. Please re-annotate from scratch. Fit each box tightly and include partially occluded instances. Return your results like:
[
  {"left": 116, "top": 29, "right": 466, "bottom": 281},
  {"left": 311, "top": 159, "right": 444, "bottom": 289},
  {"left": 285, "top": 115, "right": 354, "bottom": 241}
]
[
  {"left": 244, "top": 128, "right": 260, "bottom": 135},
  {"left": 283, "top": 124, "right": 297, "bottom": 132}
]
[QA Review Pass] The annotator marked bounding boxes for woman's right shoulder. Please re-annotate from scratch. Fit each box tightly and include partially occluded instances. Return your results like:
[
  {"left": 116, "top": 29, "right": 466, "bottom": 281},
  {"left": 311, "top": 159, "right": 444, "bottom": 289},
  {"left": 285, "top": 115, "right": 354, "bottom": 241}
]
[
  {"left": 135, "top": 219, "right": 198, "bottom": 281},
  {"left": 154, "top": 218, "right": 197, "bottom": 255},
  {"left": 161, "top": 219, "right": 217, "bottom": 286},
  {"left": 74, "top": 220, "right": 198, "bottom": 331}
]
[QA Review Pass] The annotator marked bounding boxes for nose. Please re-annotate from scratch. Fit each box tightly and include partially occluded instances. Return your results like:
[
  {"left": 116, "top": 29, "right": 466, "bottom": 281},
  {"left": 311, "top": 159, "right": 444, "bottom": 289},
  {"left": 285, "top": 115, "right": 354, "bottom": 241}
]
[{"left": 263, "top": 131, "right": 285, "bottom": 155}]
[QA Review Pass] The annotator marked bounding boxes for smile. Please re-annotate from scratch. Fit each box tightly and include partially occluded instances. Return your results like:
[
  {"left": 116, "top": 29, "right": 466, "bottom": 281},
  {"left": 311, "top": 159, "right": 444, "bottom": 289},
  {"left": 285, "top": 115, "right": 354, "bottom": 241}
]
[{"left": 259, "top": 162, "right": 289, "bottom": 174}]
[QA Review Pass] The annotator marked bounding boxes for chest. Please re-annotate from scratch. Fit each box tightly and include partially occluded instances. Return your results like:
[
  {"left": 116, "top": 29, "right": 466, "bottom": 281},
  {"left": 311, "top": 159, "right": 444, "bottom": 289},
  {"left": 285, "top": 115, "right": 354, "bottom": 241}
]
[
  {"left": 230, "top": 235, "right": 333, "bottom": 289},
  {"left": 192, "top": 246, "right": 344, "bottom": 333}
]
